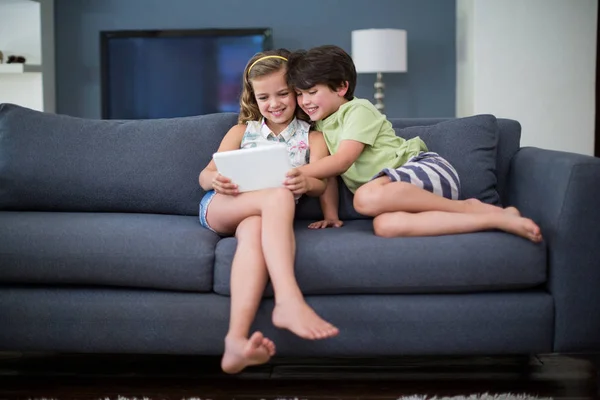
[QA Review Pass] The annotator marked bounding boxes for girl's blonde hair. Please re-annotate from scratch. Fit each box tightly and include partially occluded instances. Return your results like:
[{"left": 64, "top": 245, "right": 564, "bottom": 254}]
[{"left": 238, "top": 49, "right": 308, "bottom": 124}]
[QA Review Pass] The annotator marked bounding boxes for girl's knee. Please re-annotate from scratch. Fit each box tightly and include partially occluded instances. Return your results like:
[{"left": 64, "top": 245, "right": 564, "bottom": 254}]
[
  {"left": 262, "top": 187, "right": 295, "bottom": 206},
  {"left": 236, "top": 216, "right": 262, "bottom": 238}
]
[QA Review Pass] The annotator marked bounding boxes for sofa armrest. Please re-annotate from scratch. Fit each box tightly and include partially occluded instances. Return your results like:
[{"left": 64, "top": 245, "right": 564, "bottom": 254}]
[{"left": 507, "top": 147, "right": 600, "bottom": 353}]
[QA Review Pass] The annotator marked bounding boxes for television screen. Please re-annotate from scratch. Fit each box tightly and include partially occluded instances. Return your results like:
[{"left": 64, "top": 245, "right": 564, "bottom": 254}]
[{"left": 100, "top": 28, "right": 272, "bottom": 119}]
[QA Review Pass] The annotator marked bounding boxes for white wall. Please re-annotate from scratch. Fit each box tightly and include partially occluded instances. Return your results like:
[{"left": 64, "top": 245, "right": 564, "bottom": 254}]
[
  {"left": 457, "top": 0, "right": 597, "bottom": 156},
  {"left": 0, "top": 0, "right": 54, "bottom": 112}
]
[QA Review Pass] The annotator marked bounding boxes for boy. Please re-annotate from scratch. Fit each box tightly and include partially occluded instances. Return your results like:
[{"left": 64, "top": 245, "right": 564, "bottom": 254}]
[{"left": 286, "top": 45, "right": 542, "bottom": 242}]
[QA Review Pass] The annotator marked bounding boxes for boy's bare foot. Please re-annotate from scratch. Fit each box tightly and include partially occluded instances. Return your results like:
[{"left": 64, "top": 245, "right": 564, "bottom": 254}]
[
  {"left": 496, "top": 214, "right": 543, "bottom": 243},
  {"left": 272, "top": 300, "right": 339, "bottom": 340},
  {"left": 464, "top": 198, "right": 503, "bottom": 214},
  {"left": 465, "top": 199, "right": 523, "bottom": 218},
  {"left": 221, "top": 331, "right": 276, "bottom": 374},
  {"left": 504, "top": 206, "right": 521, "bottom": 217}
]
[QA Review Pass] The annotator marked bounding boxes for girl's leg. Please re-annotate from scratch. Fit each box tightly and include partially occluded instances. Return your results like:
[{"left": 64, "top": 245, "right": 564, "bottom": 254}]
[
  {"left": 257, "top": 191, "right": 338, "bottom": 340},
  {"left": 372, "top": 210, "right": 542, "bottom": 242},
  {"left": 207, "top": 189, "right": 338, "bottom": 340},
  {"left": 353, "top": 177, "right": 507, "bottom": 217},
  {"left": 222, "top": 216, "right": 275, "bottom": 374}
]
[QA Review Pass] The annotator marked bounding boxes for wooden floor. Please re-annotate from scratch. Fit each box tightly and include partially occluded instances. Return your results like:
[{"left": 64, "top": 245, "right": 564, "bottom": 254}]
[{"left": 0, "top": 353, "right": 597, "bottom": 400}]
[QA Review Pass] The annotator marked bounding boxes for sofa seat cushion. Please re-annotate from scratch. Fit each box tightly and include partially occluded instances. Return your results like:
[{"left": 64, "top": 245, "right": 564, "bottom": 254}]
[
  {"left": 0, "top": 211, "right": 219, "bottom": 292},
  {"left": 214, "top": 220, "right": 547, "bottom": 295}
]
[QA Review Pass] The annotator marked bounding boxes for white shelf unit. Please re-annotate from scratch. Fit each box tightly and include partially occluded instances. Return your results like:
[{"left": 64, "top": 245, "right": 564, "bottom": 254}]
[
  {"left": 0, "top": 0, "right": 55, "bottom": 113},
  {"left": 0, "top": 63, "right": 43, "bottom": 73}
]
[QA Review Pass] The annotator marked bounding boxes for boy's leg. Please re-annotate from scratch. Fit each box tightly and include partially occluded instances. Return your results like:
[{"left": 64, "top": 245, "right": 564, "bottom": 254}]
[
  {"left": 372, "top": 210, "right": 542, "bottom": 242},
  {"left": 352, "top": 158, "right": 541, "bottom": 240},
  {"left": 222, "top": 216, "right": 275, "bottom": 374},
  {"left": 207, "top": 188, "right": 338, "bottom": 340},
  {"left": 354, "top": 176, "right": 504, "bottom": 217}
]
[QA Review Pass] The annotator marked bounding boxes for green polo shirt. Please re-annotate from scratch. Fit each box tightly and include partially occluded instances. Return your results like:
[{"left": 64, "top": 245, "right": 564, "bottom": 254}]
[{"left": 315, "top": 98, "right": 427, "bottom": 193}]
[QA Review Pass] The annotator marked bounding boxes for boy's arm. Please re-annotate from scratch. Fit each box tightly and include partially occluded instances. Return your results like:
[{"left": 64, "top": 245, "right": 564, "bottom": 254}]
[
  {"left": 299, "top": 139, "right": 365, "bottom": 179},
  {"left": 304, "top": 176, "right": 327, "bottom": 197},
  {"left": 303, "top": 131, "right": 330, "bottom": 197},
  {"left": 306, "top": 130, "right": 343, "bottom": 229},
  {"left": 285, "top": 130, "right": 330, "bottom": 197},
  {"left": 309, "top": 175, "right": 343, "bottom": 229},
  {"left": 301, "top": 104, "right": 382, "bottom": 179}
]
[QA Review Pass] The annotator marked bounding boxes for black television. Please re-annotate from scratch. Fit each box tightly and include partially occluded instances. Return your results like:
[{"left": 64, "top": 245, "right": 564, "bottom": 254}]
[{"left": 100, "top": 28, "right": 272, "bottom": 120}]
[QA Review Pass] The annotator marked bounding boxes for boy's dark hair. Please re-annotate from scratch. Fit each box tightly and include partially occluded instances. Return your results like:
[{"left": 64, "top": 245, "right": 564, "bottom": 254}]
[{"left": 287, "top": 45, "right": 356, "bottom": 101}]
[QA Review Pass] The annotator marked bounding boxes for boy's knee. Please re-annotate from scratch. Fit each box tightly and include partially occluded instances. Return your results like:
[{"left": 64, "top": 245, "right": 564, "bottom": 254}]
[
  {"left": 373, "top": 215, "right": 411, "bottom": 238},
  {"left": 353, "top": 187, "right": 379, "bottom": 216},
  {"left": 373, "top": 216, "right": 394, "bottom": 238}
]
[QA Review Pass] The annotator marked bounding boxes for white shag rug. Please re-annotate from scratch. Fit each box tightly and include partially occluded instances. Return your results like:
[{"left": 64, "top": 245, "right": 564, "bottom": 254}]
[
  {"left": 398, "top": 395, "right": 552, "bottom": 400},
  {"left": 29, "top": 394, "right": 553, "bottom": 400}
]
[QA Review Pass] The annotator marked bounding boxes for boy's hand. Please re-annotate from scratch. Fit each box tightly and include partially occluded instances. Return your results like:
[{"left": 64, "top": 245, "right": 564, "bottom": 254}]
[
  {"left": 212, "top": 174, "right": 239, "bottom": 196},
  {"left": 285, "top": 168, "right": 311, "bottom": 195},
  {"left": 308, "top": 218, "right": 344, "bottom": 229}
]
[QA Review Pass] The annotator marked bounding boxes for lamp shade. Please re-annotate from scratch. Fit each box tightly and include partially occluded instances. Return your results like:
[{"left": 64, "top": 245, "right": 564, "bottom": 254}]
[{"left": 351, "top": 29, "right": 407, "bottom": 73}]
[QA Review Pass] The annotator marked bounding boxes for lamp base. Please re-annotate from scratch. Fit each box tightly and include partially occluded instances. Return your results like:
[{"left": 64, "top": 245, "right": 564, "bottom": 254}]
[{"left": 374, "top": 72, "right": 385, "bottom": 115}]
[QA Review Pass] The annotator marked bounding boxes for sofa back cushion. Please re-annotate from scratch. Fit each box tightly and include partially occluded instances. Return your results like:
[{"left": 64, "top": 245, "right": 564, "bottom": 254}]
[
  {"left": 0, "top": 103, "right": 237, "bottom": 215},
  {"left": 391, "top": 114, "right": 501, "bottom": 205},
  {"left": 1, "top": 104, "right": 520, "bottom": 219},
  {"left": 387, "top": 116, "right": 522, "bottom": 207}
]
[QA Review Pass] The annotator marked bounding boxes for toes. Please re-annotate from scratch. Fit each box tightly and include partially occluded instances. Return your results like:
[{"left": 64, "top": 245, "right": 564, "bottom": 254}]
[
  {"left": 248, "top": 332, "right": 264, "bottom": 348},
  {"left": 305, "top": 329, "right": 319, "bottom": 340},
  {"left": 261, "top": 338, "right": 276, "bottom": 355},
  {"left": 265, "top": 341, "right": 276, "bottom": 356},
  {"left": 310, "top": 328, "right": 323, "bottom": 340},
  {"left": 311, "top": 325, "right": 339, "bottom": 340}
]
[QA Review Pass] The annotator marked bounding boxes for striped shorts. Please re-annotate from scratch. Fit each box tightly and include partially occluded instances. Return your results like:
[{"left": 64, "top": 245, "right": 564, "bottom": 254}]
[{"left": 373, "top": 152, "right": 461, "bottom": 200}]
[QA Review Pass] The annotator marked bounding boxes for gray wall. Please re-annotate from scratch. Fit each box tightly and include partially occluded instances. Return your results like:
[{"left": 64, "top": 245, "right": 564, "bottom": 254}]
[{"left": 55, "top": 0, "right": 456, "bottom": 119}]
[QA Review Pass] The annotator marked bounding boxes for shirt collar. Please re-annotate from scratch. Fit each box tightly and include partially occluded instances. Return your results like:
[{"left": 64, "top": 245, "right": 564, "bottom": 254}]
[{"left": 259, "top": 118, "right": 298, "bottom": 142}]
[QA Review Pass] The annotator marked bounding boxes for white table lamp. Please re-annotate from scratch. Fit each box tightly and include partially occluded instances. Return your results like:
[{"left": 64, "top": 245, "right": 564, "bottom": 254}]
[{"left": 351, "top": 29, "right": 407, "bottom": 115}]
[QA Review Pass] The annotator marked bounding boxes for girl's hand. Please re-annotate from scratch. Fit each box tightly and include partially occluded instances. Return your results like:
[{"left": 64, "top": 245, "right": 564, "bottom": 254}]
[
  {"left": 212, "top": 174, "right": 239, "bottom": 196},
  {"left": 284, "top": 168, "right": 311, "bottom": 195},
  {"left": 308, "top": 218, "right": 344, "bottom": 229}
]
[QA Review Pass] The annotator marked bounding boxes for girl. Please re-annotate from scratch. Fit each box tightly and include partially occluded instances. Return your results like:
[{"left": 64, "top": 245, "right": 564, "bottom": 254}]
[{"left": 198, "top": 49, "right": 339, "bottom": 374}]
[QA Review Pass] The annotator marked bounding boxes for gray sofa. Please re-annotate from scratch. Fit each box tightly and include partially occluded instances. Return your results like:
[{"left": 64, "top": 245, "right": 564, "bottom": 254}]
[{"left": 1, "top": 103, "right": 599, "bottom": 358}]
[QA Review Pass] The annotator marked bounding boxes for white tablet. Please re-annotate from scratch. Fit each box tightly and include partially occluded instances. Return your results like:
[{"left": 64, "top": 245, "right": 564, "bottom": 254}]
[{"left": 212, "top": 144, "right": 292, "bottom": 193}]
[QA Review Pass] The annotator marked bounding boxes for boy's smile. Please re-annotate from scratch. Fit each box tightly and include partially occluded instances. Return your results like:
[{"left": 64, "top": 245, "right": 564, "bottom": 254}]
[{"left": 296, "top": 83, "right": 349, "bottom": 121}]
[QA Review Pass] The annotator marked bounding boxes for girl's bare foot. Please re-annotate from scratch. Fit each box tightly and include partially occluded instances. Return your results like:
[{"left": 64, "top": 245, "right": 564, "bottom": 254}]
[
  {"left": 221, "top": 331, "right": 276, "bottom": 374},
  {"left": 272, "top": 300, "right": 339, "bottom": 340},
  {"left": 496, "top": 214, "right": 543, "bottom": 243}
]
